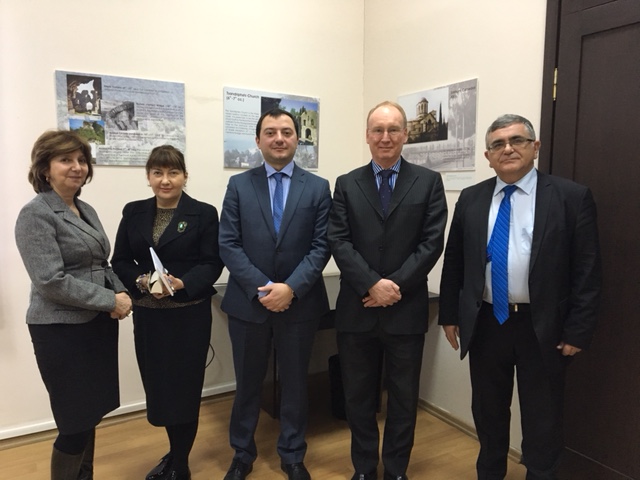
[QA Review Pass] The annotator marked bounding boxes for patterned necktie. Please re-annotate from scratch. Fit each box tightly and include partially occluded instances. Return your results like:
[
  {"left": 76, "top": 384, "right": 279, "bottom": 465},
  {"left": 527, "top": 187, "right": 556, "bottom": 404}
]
[
  {"left": 272, "top": 172, "right": 285, "bottom": 235},
  {"left": 488, "top": 184, "right": 517, "bottom": 324},
  {"left": 379, "top": 169, "right": 393, "bottom": 216}
]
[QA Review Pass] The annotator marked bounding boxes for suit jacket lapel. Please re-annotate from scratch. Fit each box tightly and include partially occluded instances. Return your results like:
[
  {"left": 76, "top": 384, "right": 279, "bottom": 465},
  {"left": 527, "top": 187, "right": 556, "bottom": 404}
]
[
  {"left": 386, "top": 159, "right": 417, "bottom": 218},
  {"left": 355, "top": 164, "right": 384, "bottom": 218},
  {"left": 530, "top": 172, "right": 552, "bottom": 273},
  {"left": 43, "top": 191, "right": 108, "bottom": 254},
  {"left": 250, "top": 165, "right": 278, "bottom": 241},
  {"left": 132, "top": 197, "right": 157, "bottom": 247},
  {"left": 277, "top": 165, "right": 306, "bottom": 245},
  {"left": 474, "top": 179, "right": 495, "bottom": 268}
]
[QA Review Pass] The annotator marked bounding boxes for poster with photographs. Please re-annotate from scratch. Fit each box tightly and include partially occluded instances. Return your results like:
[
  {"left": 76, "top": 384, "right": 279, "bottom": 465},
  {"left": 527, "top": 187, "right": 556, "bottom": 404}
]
[
  {"left": 55, "top": 71, "right": 185, "bottom": 166},
  {"left": 398, "top": 78, "right": 477, "bottom": 173},
  {"left": 223, "top": 87, "right": 319, "bottom": 170}
]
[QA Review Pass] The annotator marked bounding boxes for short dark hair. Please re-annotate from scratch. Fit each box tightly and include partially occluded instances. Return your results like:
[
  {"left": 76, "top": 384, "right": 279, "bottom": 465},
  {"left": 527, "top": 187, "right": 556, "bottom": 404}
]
[
  {"left": 145, "top": 145, "right": 187, "bottom": 175},
  {"left": 485, "top": 114, "right": 536, "bottom": 148},
  {"left": 28, "top": 130, "right": 93, "bottom": 195},
  {"left": 255, "top": 108, "right": 300, "bottom": 138}
]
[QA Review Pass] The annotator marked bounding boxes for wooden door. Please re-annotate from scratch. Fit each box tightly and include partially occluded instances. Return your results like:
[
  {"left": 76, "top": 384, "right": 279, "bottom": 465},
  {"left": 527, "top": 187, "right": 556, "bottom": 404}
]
[{"left": 541, "top": 1, "right": 640, "bottom": 478}]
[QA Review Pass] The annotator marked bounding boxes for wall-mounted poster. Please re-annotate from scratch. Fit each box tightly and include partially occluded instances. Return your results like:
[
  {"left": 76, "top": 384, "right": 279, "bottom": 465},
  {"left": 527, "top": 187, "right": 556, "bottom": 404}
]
[
  {"left": 223, "top": 87, "right": 320, "bottom": 170},
  {"left": 56, "top": 70, "right": 185, "bottom": 166},
  {"left": 398, "top": 79, "right": 477, "bottom": 183}
]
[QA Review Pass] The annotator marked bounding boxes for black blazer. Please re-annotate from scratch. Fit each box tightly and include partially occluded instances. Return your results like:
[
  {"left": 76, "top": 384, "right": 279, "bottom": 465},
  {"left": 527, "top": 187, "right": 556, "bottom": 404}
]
[
  {"left": 439, "top": 171, "right": 602, "bottom": 367},
  {"left": 112, "top": 193, "right": 223, "bottom": 303},
  {"left": 328, "top": 158, "right": 448, "bottom": 335}
]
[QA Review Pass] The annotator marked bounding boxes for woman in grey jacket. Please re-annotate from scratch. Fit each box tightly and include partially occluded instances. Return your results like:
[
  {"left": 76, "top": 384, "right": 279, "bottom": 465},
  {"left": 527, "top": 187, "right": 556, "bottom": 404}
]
[{"left": 15, "top": 130, "right": 132, "bottom": 480}]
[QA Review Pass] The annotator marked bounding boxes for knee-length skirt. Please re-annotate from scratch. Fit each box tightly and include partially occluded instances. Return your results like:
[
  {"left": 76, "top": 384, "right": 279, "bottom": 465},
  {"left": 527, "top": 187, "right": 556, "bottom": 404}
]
[
  {"left": 133, "top": 300, "right": 212, "bottom": 426},
  {"left": 29, "top": 313, "right": 119, "bottom": 435}
]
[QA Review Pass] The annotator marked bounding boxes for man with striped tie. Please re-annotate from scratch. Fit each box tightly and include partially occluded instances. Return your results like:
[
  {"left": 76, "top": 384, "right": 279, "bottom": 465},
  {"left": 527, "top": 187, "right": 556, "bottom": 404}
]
[{"left": 328, "top": 101, "right": 447, "bottom": 480}]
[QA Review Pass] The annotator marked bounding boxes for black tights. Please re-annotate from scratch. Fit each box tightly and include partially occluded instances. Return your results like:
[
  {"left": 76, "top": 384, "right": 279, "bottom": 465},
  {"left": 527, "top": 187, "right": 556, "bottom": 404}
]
[
  {"left": 54, "top": 428, "right": 94, "bottom": 455},
  {"left": 167, "top": 420, "right": 198, "bottom": 474}
]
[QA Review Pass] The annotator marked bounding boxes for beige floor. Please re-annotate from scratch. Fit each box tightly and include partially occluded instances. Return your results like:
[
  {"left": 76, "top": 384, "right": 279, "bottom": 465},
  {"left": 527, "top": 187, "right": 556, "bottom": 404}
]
[{"left": 0, "top": 381, "right": 527, "bottom": 479}]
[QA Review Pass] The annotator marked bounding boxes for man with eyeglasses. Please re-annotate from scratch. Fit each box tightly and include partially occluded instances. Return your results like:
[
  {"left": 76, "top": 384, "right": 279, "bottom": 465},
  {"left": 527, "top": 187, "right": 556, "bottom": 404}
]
[
  {"left": 439, "top": 114, "right": 602, "bottom": 479},
  {"left": 328, "top": 101, "right": 447, "bottom": 480}
]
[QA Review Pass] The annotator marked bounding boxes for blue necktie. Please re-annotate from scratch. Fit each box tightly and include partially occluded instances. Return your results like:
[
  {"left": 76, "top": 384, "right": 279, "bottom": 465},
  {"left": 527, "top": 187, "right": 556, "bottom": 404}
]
[
  {"left": 379, "top": 169, "right": 393, "bottom": 216},
  {"left": 488, "top": 184, "right": 517, "bottom": 324},
  {"left": 272, "top": 172, "right": 285, "bottom": 235}
]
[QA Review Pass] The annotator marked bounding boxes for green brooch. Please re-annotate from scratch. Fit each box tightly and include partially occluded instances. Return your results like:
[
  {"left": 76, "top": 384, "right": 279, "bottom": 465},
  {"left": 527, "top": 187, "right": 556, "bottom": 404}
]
[{"left": 177, "top": 221, "right": 187, "bottom": 233}]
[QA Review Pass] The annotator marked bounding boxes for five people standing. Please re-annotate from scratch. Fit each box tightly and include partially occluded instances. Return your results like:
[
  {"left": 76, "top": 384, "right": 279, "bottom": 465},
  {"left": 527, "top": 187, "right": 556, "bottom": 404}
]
[{"left": 15, "top": 111, "right": 600, "bottom": 480}]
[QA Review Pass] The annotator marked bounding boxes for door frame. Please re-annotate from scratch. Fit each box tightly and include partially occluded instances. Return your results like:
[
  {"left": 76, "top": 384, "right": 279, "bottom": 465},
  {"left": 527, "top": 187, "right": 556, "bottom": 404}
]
[{"left": 539, "top": 0, "right": 560, "bottom": 174}]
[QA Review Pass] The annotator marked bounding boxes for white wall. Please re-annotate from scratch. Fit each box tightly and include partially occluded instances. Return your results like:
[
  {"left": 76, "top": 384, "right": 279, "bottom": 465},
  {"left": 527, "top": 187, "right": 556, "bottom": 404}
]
[
  {"left": 1, "top": 0, "right": 549, "bottom": 453},
  {"left": 0, "top": 0, "right": 363, "bottom": 439},
  {"left": 363, "top": 0, "right": 548, "bottom": 451}
]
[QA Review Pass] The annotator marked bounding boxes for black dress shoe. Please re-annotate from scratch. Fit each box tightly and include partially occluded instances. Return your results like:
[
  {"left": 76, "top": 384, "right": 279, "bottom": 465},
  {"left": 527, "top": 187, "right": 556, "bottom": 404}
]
[
  {"left": 351, "top": 473, "right": 377, "bottom": 480},
  {"left": 165, "top": 469, "right": 191, "bottom": 480},
  {"left": 146, "top": 453, "right": 173, "bottom": 480},
  {"left": 223, "top": 459, "right": 253, "bottom": 480},
  {"left": 383, "top": 474, "right": 408, "bottom": 480},
  {"left": 281, "top": 462, "right": 311, "bottom": 480}
]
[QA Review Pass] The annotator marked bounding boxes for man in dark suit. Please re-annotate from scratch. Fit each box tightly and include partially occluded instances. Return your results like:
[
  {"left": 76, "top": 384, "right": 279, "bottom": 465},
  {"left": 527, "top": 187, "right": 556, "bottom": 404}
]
[
  {"left": 219, "top": 108, "right": 332, "bottom": 480},
  {"left": 439, "top": 114, "right": 602, "bottom": 479},
  {"left": 328, "top": 101, "right": 447, "bottom": 480}
]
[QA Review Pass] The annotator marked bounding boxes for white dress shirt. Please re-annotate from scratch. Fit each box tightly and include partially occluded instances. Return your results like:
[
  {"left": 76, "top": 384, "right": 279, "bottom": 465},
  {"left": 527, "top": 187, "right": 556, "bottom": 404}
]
[{"left": 484, "top": 168, "right": 537, "bottom": 304}]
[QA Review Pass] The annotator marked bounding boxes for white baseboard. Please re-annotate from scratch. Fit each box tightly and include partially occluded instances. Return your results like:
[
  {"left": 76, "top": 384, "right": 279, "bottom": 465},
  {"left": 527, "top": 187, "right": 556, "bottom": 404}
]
[
  {"left": 0, "top": 381, "right": 237, "bottom": 444},
  {"left": 418, "top": 398, "right": 523, "bottom": 464}
]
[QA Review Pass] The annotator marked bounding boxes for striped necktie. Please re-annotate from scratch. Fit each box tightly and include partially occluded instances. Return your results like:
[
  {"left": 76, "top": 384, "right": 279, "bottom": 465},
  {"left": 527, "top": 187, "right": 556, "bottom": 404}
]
[
  {"left": 488, "top": 184, "right": 517, "bottom": 324},
  {"left": 272, "top": 172, "right": 285, "bottom": 235}
]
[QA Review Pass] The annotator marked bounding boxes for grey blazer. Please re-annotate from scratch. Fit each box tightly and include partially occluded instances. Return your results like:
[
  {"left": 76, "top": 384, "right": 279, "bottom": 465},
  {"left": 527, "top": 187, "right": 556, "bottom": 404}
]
[{"left": 15, "top": 190, "right": 126, "bottom": 324}]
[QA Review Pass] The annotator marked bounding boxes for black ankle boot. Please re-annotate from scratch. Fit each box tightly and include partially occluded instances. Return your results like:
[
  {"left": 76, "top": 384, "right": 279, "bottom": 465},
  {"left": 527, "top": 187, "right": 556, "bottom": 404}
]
[
  {"left": 77, "top": 430, "right": 95, "bottom": 479},
  {"left": 51, "top": 447, "right": 83, "bottom": 480}
]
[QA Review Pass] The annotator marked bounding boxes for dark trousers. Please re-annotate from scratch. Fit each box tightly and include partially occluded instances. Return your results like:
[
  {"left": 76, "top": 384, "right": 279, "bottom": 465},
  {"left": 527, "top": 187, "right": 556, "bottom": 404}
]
[
  {"left": 228, "top": 314, "right": 318, "bottom": 465},
  {"left": 469, "top": 303, "right": 565, "bottom": 480},
  {"left": 338, "top": 329, "right": 425, "bottom": 476}
]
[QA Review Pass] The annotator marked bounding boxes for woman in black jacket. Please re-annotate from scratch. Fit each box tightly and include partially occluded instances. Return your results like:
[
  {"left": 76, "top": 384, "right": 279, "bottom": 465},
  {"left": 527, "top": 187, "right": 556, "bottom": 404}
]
[{"left": 112, "top": 145, "right": 223, "bottom": 480}]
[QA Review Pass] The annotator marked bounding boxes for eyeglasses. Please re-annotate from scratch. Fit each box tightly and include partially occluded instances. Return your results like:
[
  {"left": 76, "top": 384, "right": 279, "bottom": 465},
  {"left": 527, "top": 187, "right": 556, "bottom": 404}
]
[
  {"left": 487, "top": 136, "right": 535, "bottom": 153},
  {"left": 368, "top": 127, "right": 405, "bottom": 139}
]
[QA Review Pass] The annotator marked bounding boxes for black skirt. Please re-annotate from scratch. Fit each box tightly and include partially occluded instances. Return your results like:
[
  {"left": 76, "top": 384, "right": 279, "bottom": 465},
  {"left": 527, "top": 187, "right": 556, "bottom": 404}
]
[
  {"left": 133, "top": 300, "right": 212, "bottom": 426},
  {"left": 29, "top": 313, "right": 119, "bottom": 435}
]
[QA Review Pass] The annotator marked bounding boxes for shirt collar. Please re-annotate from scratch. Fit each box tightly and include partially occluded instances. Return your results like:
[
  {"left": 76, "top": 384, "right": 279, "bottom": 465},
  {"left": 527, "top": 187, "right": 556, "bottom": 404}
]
[
  {"left": 265, "top": 160, "right": 295, "bottom": 178},
  {"left": 371, "top": 157, "right": 402, "bottom": 176},
  {"left": 494, "top": 167, "right": 537, "bottom": 196}
]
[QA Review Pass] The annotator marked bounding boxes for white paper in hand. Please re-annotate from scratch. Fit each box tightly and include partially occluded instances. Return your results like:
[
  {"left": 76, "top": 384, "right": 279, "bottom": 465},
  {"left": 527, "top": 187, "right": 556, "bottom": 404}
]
[{"left": 149, "top": 247, "right": 174, "bottom": 296}]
